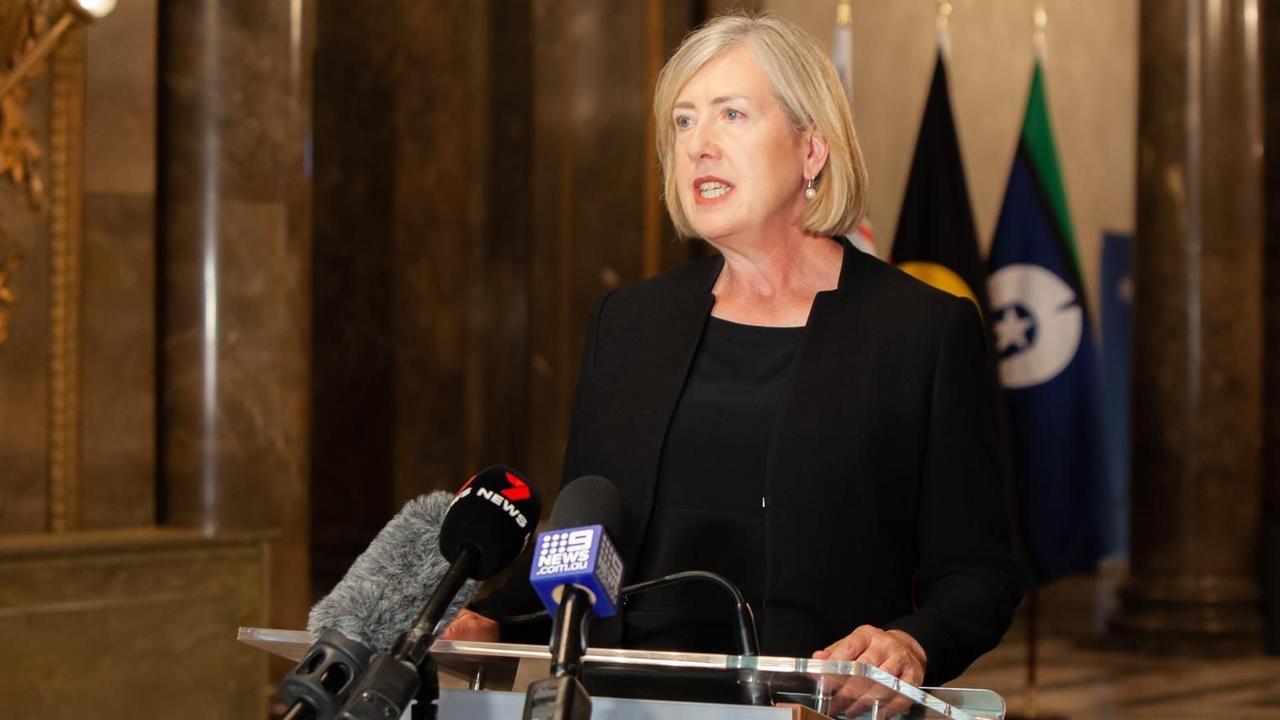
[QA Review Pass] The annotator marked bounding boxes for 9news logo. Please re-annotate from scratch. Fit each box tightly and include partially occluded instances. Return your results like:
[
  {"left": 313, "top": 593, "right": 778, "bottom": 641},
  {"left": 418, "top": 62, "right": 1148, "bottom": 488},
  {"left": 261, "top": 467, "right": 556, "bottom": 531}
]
[{"left": 534, "top": 528, "right": 594, "bottom": 575}]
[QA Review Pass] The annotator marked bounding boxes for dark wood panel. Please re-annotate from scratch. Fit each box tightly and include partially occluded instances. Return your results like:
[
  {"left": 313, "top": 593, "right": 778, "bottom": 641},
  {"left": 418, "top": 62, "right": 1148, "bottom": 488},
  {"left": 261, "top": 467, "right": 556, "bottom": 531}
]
[
  {"left": 480, "top": 0, "right": 536, "bottom": 475},
  {"left": 526, "top": 0, "right": 577, "bottom": 499},
  {"left": 310, "top": 0, "right": 399, "bottom": 595},
  {"left": 388, "top": 0, "right": 497, "bottom": 503},
  {"left": 311, "top": 0, "right": 706, "bottom": 593}
]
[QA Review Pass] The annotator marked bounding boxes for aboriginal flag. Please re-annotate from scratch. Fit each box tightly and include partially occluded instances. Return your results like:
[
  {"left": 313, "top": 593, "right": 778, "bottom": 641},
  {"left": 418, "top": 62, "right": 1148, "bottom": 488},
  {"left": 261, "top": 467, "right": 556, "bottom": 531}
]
[
  {"left": 891, "top": 52, "right": 987, "bottom": 313},
  {"left": 987, "top": 62, "right": 1113, "bottom": 583}
]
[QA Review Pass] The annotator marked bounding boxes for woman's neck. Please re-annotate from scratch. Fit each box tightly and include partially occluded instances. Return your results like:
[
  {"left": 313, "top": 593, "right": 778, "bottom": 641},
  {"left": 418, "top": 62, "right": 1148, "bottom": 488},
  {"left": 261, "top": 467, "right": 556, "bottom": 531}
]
[{"left": 709, "top": 233, "right": 843, "bottom": 327}]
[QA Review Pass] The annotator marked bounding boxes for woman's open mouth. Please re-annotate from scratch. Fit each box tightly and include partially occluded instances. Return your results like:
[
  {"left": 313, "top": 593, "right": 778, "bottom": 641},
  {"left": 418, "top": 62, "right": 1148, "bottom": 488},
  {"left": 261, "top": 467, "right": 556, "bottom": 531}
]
[{"left": 693, "top": 176, "right": 735, "bottom": 204}]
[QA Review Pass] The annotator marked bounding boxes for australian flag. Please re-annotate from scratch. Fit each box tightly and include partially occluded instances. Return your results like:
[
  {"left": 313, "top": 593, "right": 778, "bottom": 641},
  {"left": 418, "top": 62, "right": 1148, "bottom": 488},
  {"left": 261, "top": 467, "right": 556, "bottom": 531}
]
[{"left": 987, "top": 62, "right": 1113, "bottom": 583}]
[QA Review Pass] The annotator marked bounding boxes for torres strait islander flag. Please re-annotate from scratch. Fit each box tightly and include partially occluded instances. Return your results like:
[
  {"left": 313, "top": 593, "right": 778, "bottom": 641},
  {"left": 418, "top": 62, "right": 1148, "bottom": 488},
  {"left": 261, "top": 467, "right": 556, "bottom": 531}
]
[
  {"left": 890, "top": 51, "right": 986, "bottom": 311},
  {"left": 987, "top": 62, "right": 1112, "bottom": 583}
]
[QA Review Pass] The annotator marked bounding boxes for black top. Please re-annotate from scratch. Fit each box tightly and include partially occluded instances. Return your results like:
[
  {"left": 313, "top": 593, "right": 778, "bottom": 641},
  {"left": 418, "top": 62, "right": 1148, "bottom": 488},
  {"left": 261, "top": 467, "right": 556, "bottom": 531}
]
[
  {"left": 475, "top": 241, "right": 1020, "bottom": 686},
  {"left": 625, "top": 317, "right": 804, "bottom": 653}
]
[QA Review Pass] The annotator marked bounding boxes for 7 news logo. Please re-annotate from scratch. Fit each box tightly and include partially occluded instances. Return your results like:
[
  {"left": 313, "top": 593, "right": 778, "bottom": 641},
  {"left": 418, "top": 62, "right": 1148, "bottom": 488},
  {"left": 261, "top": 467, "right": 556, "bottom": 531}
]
[{"left": 452, "top": 471, "right": 532, "bottom": 528}]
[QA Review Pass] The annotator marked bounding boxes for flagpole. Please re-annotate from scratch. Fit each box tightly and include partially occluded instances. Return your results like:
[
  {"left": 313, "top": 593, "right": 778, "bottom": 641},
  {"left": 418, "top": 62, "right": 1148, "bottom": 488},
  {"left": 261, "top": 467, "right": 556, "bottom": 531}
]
[
  {"left": 834, "top": 0, "right": 854, "bottom": 103},
  {"left": 1026, "top": 2, "right": 1047, "bottom": 709},
  {"left": 1027, "top": 586, "right": 1041, "bottom": 717},
  {"left": 1026, "top": 4, "right": 1044, "bottom": 717},
  {"left": 936, "top": 0, "right": 952, "bottom": 59},
  {"left": 1008, "top": 9, "right": 1065, "bottom": 718},
  {"left": 1032, "top": 0, "right": 1048, "bottom": 66}
]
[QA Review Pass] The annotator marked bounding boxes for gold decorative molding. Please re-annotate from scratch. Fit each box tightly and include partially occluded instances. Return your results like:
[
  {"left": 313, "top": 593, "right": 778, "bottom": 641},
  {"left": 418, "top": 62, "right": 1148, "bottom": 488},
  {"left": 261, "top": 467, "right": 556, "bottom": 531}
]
[{"left": 47, "top": 24, "right": 84, "bottom": 533}]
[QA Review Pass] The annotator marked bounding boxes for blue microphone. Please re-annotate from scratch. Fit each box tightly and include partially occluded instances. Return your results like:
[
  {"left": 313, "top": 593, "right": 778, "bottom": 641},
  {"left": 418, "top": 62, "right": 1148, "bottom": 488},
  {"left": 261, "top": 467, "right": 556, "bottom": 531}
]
[
  {"left": 530, "top": 525, "right": 624, "bottom": 620},
  {"left": 523, "top": 476, "right": 625, "bottom": 720}
]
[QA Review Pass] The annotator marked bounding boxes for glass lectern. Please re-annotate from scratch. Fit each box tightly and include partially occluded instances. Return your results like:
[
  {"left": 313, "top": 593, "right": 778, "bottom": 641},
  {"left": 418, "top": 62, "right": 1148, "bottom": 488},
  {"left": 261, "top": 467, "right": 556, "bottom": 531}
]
[{"left": 239, "top": 627, "right": 1005, "bottom": 720}]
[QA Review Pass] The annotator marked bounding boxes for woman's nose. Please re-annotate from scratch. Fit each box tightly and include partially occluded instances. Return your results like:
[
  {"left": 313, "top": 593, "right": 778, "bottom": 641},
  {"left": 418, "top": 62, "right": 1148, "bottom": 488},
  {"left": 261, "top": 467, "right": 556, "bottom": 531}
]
[{"left": 687, "top": 121, "right": 719, "bottom": 161}]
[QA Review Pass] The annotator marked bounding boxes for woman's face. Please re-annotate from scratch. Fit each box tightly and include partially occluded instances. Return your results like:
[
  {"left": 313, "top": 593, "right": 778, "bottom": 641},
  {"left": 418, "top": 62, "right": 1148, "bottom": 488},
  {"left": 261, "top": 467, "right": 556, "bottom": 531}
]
[{"left": 671, "top": 45, "right": 811, "bottom": 244}]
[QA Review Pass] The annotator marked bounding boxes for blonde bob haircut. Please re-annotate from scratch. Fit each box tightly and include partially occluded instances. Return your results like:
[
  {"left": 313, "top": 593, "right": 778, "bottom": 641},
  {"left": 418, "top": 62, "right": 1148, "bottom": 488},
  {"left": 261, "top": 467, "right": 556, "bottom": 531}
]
[{"left": 653, "top": 14, "right": 869, "bottom": 240}]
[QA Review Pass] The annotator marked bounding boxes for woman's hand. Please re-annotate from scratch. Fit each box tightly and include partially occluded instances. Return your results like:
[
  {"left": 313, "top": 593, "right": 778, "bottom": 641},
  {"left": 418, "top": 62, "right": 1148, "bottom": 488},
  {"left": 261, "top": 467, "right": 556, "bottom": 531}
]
[
  {"left": 812, "top": 625, "right": 927, "bottom": 719},
  {"left": 439, "top": 609, "right": 500, "bottom": 642}
]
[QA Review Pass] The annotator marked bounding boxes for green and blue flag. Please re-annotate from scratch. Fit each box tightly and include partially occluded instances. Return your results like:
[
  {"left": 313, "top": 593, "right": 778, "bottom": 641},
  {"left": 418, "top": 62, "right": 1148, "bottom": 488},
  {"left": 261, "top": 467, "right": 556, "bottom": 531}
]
[{"left": 986, "top": 63, "right": 1113, "bottom": 583}]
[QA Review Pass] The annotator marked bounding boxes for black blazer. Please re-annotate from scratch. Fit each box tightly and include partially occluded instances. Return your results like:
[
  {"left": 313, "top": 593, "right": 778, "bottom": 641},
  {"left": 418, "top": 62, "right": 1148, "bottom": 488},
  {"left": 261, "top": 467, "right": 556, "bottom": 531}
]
[{"left": 482, "top": 240, "right": 1020, "bottom": 686}]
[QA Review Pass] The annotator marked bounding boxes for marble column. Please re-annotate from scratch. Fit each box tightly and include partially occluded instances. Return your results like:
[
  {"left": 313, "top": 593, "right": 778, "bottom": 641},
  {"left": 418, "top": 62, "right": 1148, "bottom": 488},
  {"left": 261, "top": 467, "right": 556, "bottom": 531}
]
[
  {"left": 157, "top": 0, "right": 313, "bottom": 631},
  {"left": 1110, "top": 0, "right": 1264, "bottom": 652},
  {"left": 1263, "top": 0, "right": 1280, "bottom": 656}
]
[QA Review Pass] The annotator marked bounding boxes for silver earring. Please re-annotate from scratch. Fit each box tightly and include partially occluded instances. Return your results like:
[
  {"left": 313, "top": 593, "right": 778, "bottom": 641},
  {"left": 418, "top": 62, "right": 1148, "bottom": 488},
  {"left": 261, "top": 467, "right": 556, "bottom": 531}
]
[{"left": 804, "top": 177, "right": 817, "bottom": 199}]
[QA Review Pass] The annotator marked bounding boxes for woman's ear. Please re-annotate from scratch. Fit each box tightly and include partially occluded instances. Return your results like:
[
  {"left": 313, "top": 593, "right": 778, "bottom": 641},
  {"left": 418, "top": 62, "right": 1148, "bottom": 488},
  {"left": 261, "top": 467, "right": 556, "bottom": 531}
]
[{"left": 803, "top": 126, "right": 830, "bottom": 180}]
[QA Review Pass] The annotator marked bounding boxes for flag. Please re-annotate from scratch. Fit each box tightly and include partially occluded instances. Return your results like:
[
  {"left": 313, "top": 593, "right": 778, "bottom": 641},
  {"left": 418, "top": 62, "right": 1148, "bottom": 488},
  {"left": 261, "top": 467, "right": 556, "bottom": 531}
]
[
  {"left": 891, "top": 52, "right": 986, "bottom": 311},
  {"left": 987, "top": 62, "right": 1112, "bottom": 583}
]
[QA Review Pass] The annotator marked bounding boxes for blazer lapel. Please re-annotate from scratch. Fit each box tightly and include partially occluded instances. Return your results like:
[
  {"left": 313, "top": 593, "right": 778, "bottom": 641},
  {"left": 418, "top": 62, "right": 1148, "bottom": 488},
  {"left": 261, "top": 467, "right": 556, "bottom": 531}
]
[
  {"left": 616, "top": 256, "right": 721, "bottom": 566},
  {"left": 760, "top": 242, "right": 876, "bottom": 633}
]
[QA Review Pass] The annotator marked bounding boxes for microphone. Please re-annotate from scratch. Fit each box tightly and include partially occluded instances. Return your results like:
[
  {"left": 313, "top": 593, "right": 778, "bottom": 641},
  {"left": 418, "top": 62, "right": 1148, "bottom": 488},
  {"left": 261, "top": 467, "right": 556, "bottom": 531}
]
[
  {"left": 307, "top": 492, "right": 477, "bottom": 653},
  {"left": 523, "top": 476, "right": 625, "bottom": 720},
  {"left": 282, "top": 491, "right": 471, "bottom": 720},
  {"left": 337, "top": 465, "right": 542, "bottom": 720}
]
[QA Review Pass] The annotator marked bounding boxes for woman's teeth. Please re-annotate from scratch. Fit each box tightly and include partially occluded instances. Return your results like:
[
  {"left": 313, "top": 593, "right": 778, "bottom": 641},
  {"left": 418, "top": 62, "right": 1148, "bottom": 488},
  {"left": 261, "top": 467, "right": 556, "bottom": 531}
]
[{"left": 698, "top": 181, "right": 732, "bottom": 199}]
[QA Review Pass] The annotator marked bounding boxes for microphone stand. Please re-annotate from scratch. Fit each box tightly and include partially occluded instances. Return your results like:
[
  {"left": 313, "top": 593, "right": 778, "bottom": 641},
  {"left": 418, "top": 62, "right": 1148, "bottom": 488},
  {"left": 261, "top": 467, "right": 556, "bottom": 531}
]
[
  {"left": 279, "top": 630, "right": 374, "bottom": 720},
  {"left": 549, "top": 588, "right": 592, "bottom": 677},
  {"left": 524, "top": 586, "right": 594, "bottom": 720}
]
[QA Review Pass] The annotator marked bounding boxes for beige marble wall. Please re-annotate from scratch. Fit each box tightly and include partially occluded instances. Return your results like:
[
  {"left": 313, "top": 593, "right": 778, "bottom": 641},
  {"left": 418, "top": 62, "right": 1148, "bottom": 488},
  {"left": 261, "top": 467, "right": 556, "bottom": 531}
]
[{"left": 764, "top": 0, "right": 1137, "bottom": 319}]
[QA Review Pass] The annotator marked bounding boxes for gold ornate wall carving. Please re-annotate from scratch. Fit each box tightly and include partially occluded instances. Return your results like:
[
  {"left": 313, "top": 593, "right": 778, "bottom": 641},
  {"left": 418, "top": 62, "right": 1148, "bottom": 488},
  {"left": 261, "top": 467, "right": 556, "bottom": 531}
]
[{"left": 0, "top": 0, "right": 52, "bottom": 346}]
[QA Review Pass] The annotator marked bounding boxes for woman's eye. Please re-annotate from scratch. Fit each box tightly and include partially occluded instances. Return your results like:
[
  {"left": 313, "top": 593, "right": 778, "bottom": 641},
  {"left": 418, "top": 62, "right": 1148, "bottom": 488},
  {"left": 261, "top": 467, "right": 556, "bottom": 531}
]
[
  {"left": 724, "top": 108, "right": 743, "bottom": 121},
  {"left": 674, "top": 115, "right": 693, "bottom": 129}
]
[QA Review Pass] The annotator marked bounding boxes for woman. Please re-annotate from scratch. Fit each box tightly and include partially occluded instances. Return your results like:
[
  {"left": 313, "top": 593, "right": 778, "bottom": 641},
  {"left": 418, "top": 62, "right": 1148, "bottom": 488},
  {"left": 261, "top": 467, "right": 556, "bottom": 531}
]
[{"left": 447, "top": 13, "right": 1019, "bottom": 694}]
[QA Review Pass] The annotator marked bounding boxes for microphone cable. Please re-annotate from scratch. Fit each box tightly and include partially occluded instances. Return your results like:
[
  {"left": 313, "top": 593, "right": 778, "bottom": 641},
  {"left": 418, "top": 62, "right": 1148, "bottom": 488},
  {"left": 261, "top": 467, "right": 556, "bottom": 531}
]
[
  {"left": 477, "top": 569, "right": 769, "bottom": 707},
  {"left": 488, "top": 570, "right": 760, "bottom": 657}
]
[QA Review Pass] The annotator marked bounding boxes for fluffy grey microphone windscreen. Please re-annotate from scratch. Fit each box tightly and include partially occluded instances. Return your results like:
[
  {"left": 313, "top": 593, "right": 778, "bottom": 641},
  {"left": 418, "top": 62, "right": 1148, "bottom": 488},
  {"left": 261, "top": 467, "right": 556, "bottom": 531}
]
[{"left": 307, "top": 491, "right": 478, "bottom": 653}]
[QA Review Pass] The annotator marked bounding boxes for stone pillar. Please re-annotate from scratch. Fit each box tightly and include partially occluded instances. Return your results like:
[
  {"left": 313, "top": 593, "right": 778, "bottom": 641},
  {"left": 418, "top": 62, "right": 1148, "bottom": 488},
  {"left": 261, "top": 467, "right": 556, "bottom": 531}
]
[
  {"left": 1263, "top": 0, "right": 1280, "bottom": 656},
  {"left": 1110, "top": 0, "right": 1264, "bottom": 651},
  {"left": 157, "top": 0, "right": 313, "bottom": 632}
]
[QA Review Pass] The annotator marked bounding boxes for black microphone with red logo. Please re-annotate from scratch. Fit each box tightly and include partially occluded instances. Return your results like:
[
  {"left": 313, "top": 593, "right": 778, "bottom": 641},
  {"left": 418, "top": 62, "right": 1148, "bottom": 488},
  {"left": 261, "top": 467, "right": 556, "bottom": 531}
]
[{"left": 336, "top": 465, "right": 542, "bottom": 720}]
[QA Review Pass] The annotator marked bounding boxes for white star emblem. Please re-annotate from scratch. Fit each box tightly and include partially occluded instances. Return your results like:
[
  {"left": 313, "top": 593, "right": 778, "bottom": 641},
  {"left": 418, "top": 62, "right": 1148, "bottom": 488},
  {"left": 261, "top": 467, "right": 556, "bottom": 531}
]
[{"left": 993, "top": 307, "right": 1034, "bottom": 353}]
